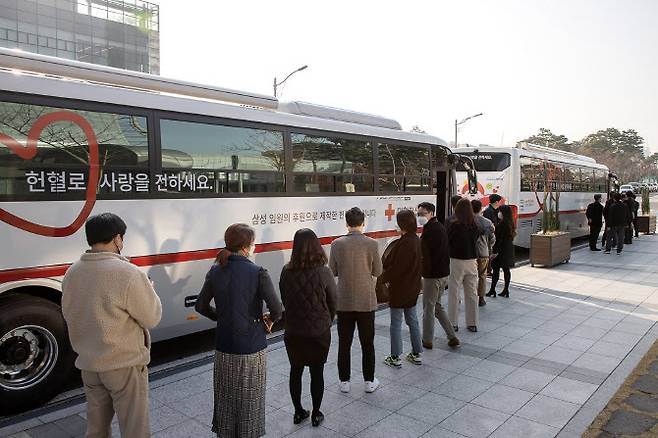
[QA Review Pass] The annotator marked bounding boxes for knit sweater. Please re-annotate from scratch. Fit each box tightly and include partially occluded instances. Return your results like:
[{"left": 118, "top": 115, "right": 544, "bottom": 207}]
[{"left": 62, "top": 251, "right": 162, "bottom": 372}]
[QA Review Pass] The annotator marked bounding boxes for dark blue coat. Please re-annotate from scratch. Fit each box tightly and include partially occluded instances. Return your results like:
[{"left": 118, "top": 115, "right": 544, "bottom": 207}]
[{"left": 195, "top": 255, "right": 283, "bottom": 354}]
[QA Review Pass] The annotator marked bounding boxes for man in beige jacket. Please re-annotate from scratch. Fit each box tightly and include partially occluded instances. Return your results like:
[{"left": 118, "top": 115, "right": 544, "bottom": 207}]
[{"left": 62, "top": 213, "right": 162, "bottom": 438}]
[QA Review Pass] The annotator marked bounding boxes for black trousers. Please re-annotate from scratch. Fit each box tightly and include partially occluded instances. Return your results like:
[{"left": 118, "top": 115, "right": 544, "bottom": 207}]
[
  {"left": 337, "top": 311, "right": 375, "bottom": 382},
  {"left": 606, "top": 226, "right": 625, "bottom": 253},
  {"left": 589, "top": 224, "right": 602, "bottom": 249}
]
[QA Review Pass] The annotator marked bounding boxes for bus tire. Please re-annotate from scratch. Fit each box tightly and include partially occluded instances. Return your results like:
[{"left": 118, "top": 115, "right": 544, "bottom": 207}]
[{"left": 0, "top": 295, "right": 75, "bottom": 414}]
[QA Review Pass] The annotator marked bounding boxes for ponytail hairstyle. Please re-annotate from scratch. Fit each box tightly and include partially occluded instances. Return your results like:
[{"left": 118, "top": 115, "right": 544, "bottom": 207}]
[
  {"left": 215, "top": 223, "right": 256, "bottom": 266},
  {"left": 498, "top": 204, "right": 516, "bottom": 238}
]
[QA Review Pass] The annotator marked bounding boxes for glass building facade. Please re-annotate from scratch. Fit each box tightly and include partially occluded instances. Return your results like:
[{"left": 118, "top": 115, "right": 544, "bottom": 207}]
[{"left": 0, "top": 0, "right": 159, "bottom": 74}]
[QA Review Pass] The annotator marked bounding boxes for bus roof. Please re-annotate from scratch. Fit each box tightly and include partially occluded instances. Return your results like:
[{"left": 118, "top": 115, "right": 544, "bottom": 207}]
[{"left": 0, "top": 48, "right": 447, "bottom": 147}]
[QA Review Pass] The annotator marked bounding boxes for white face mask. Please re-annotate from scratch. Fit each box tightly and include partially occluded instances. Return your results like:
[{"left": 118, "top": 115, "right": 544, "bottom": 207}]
[{"left": 417, "top": 216, "right": 428, "bottom": 226}]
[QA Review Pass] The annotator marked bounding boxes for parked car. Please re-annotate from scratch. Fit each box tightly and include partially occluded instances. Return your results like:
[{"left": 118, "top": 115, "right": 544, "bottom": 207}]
[
  {"left": 628, "top": 182, "right": 641, "bottom": 194},
  {"left": 619, "top": 184, "right": 635, "bottom": 194}
]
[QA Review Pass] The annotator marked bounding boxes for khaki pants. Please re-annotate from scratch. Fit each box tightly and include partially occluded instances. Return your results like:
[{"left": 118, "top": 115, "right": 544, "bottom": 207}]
[
  {"left": 448, "top": 258, "right": 479, "bottom": 327},
  {"left": 422, "top": 277, "right": 457, "bottom": 343},
  {"left": 82, "top": 365, "right": 150, "bottom": 438},
  {"left": 476, "top": 258, "right": 489, "bottom": 298}
]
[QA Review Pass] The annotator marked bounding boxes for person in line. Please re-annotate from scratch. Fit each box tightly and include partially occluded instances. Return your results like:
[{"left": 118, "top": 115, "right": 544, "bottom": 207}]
[
  {"left": 381, "top": 209, "right": 424, "bottom": 367},
  {"left": 487, "top": 204, "right": 516, "bottom": 298},
  {"left": 586, "top": 194, "right": 604, "bottom": 251},
  {"left": 605, "top": 192, "right": 630, "bottom": 255},
  {"left": 602, "top": 191, "right": 616, "bottom": 248},
  {"left": 623, "top": 191, "right": 635, "bottom": 245},
  {"left": 631, "top": 192, "right": 640, "bottom": 238},
  {"left": 62, "top": 213, "right": 162, "bottom": 438},
  {"left": 329, "top": 207, "right": 383, "bottom": 394},
  {"left": 196, "top": 223, "right": 283, "bottom": 437},
  {"left": 483, "top": 194, "right": 502, "bottom": 228},
  {"left": 471, "top": 199, "right": 496, "bottom": 306},
  {"left": 447, "top": 198, "right": 480, "bottom": 332},
  {"left": 279, "top": 229, "right": 337, "bottom": 427},
  {"left": 417, "top": 202, "right": 460, "bottom": 350}
]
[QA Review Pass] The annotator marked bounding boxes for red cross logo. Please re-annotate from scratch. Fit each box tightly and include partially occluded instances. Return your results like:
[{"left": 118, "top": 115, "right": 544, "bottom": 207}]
[{"left": 385, "top": 204, "right": 395, "bottom": 221}]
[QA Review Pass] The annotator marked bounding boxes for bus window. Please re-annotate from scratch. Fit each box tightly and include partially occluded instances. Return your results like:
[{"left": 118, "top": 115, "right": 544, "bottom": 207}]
[
  {"left": 0, "top": 100, "right": 148, "bottom": 199},
  {"left": 159, "top": 119, "right": 285, "bottom": 194},
  {"left": 291, "top": 133, "right": 374, "bottom": 193},
  {"left": 378, "top": 143, "right": 430, "bottom": 192},
  {"left": 455, "top": 152, "right": 511, "bottom": 172}
]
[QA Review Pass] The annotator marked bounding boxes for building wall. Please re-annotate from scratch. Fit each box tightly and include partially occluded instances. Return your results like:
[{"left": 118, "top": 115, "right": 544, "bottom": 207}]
[{"left": 0, "top": 0, "right": 159, "bottom": 74}]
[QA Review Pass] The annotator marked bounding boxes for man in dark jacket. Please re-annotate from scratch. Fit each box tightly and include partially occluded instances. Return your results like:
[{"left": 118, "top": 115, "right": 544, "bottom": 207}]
[
  {"left": 602, "top": 191, "right": 615, "bottom": 247},
  {"left": 605, "top": 192, "right": 630, "bottom": 255},
  {"left": 623, "top": 192, "right": 635, "bottom": 244},
  {"left": 417, "top": 202, "right": 460, "bottom": 350},
  {"left": 483, "top": 194, "right": 502, "bottom": 228},
  {"left": 586, "top": 194, "right": 604, "bottom": 251},
  {"left": 631, "top": 192, "right": 640, "bottom": 238}
]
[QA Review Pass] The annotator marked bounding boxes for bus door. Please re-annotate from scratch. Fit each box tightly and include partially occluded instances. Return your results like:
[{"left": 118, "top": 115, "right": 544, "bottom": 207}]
[{"left": 436, "top": 168, "right": 451, "bottom": 223}]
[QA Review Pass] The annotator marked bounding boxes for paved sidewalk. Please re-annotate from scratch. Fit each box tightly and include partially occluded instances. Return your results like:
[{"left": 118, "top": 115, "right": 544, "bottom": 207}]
[{"left": 1, "top": 235, "right": 657, "bottom": 438}]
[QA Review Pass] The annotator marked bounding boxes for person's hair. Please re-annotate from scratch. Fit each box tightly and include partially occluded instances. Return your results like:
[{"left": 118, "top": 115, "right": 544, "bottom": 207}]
[
  {"left": 454, "top": 198, "right": 475, "bottom": 226},
  {"left": 396, "top": 209, "right": 417, "bottom": 234},
  {"left": 594, "top": 194, "right": 602, "bottom": 201},
  {"left": 85, "top": 213, "right": 127, "bottom": 246},
  {"left": 626, "top": 191, "right": 633, "bottom": 198},
  {"left": 489, "top": 194, "right": 502, "bottom": 204},
  {"left": 450, "top": 195, "right": 462, "bottom": 208},
  {"left": 499, "top": 204, "right": 516, "bottom": 238},
  {"left": 471, "top": 199, "right": 483, "bottom": 214},
  {"left": 417, "top": 202, "right": 435, "bottom": 214},
  {"left": 345, "top": 207, "right": 365, "bottom": 227},
  {"left": 216, "top": 223, "right": 255, "bottom": 266},
  {"left": 614, "top": 192, "right": 622, "bottom": 201},
  {"left": 288, "top": 228, "right": 327, "bottom": 270}
]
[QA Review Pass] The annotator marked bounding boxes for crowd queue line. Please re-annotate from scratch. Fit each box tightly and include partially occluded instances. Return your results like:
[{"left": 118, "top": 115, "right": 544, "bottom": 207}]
[{"left": 61, "top": 195, "right": 518, "bottom": 437}]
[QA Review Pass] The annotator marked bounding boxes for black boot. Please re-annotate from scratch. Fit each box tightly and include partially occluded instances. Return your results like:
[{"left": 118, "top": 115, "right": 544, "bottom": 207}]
[{"left": 486, "top": 289, "right": 496, "bottom": 297}]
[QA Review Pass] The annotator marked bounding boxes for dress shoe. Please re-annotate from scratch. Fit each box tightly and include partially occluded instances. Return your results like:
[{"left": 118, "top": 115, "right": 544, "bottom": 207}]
[
  {"left": 467, "top": 326, "right": 477, "bottom": 332},
  {"left": 422, "top": 341, "right": 433, "bottom": 349},
  {"left": 294, "top": 410, "right": 309, "bottom": 424},
  {"left": 478, "top": 297, "right": 486, "bottom": 306}
]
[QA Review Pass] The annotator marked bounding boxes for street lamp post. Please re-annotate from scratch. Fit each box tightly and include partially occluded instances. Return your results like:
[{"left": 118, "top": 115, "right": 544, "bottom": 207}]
[
  {"left": 454, "top": 112, "right": 483, "bottom": 148},
  {"left": 273, "top": 65, "right": 308, "bottom": 97}
]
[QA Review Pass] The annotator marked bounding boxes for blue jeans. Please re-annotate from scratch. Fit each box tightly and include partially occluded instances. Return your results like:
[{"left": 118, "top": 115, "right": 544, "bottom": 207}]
[{"left": 390, "top": 306, "right": 423, "bottom": 357}]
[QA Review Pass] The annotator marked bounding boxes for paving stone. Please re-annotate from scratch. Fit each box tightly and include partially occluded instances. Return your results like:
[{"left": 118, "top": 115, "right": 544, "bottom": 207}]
[
  {"left": 632, "top": 374, "right": 658, "bottom": 394},
  {"left": 439, "top": 403, "right": 509, "bottom": 437},
  {"left": 489, "top": 415, "right": 560, "bottom": 438},
  {"left": 52, "top": 415, "right": 86, "bottom": 437},
  {"left": 602, "top": 409, "right": 658, "bottom": 435},
  {"left": 23, "top": 423, "right": 71, "bottom": 438},
  {"left": 626, "top": 393, "right": 658, "bottom": 414}
]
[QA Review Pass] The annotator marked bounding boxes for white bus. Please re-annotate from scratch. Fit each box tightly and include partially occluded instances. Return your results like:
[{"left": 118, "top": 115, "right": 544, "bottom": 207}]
[
  {"left": 0, "top": 48, "right": 461, "bottom": 411},
  {"left": 455, "top": 144, "right": 610, "bottom": 248}
]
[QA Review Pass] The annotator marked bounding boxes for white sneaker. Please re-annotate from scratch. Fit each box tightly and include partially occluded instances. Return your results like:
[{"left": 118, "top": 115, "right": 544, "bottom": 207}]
[
  {"left": 339, "top": 381, "right": 350, "bottom": 393},
  {"left": 365, "top": 377, "right": 380, "bottom": 393}
]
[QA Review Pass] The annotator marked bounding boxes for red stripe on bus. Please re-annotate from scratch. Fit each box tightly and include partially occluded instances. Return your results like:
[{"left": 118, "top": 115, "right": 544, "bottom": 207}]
[{"left": 0, "top": 229, "right": 403, "bottom": 283}]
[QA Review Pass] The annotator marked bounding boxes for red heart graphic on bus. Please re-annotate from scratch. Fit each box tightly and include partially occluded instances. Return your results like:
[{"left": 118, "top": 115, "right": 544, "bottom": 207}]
[{"left": 0, "top": 111, "right": 100, "bottom": 237}]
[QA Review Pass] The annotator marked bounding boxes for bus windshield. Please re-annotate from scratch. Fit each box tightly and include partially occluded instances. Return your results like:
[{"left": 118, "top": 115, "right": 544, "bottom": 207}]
[{"left": 456, "top": 152, "right": 511, "bottom": 172}]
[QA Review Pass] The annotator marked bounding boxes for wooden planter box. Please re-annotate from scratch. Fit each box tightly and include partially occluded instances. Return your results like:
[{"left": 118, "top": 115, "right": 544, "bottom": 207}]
[
  {"left": 636, "top": 215, "right": 656, "bottom": 234},
  {"left": 530, "top": 232, "right": 571, "bottom": 267}
]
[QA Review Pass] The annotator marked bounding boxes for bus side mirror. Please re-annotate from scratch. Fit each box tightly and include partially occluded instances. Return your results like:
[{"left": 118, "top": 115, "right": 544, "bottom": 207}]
[{"left": 467, "top": 169, "right": 478, "bottom": 195}]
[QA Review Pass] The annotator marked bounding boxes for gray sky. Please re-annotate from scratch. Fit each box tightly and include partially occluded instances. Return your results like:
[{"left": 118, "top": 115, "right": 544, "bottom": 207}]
[{"left": 158, "top": 0, "right": 658, "bottom": 154}]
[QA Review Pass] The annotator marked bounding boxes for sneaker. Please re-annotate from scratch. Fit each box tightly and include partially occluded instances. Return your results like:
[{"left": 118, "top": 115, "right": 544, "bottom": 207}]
[
  {"left": 365, "top": 377, "right": 380, "bottom": 393},
  {"left": 616, "top": 252, "right": 622, "bottom": 256},
  {"left": 339, "top": 381, "right": 350, "bottom": 393},
  {"left": 448, "top": 337, "right": 461, "bottom": 348},
  {"left": 406, "top": 352, "right": 422, "bottom": 365},
  {"left": 453, "top": 325, "right": 459, "bottom": 332},
  {"left": 604, "top": 250, "right": 611, "bottom": 254},
  {"left": 384, "top": 355, "right": 402, "bottom": 368}
]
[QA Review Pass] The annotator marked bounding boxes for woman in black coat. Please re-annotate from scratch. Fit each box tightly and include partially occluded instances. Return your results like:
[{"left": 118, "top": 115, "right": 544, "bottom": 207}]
[
  {"left": 279, "top": 229, "right": 337, "bottom": 427},
  {"left": 380, "top": 209, "right": 423, "bottom": 368},
  {"left": 487, "top": 204, "right": 516, "bottom": 298}
]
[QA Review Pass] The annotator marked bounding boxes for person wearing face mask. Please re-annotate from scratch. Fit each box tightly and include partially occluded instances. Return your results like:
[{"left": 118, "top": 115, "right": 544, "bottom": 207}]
[
  {"left": 416, "top": 202, "right": 460, "bottom": 349},
  {"left": 195, "top": 223, "right": 283, "bottom": 437},
  {"left": 62, "top": 213, "right": 162, "bottom": 438}
]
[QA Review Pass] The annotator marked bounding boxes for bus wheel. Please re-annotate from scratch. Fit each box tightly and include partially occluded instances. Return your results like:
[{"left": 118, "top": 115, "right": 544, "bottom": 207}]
[{"left": 0, "top": 295, "right": 75, "bottom": 414}]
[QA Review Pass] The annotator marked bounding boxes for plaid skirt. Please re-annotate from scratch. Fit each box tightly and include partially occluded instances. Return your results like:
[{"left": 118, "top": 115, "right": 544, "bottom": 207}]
[{"left": 212, "top": 349, "right": 267, "bottom": 437}]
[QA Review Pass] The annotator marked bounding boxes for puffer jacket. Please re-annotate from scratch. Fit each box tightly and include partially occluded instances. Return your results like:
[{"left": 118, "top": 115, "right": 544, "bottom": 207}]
[{"left": 280, "top": 265, "right": 337, "bottom": 337}]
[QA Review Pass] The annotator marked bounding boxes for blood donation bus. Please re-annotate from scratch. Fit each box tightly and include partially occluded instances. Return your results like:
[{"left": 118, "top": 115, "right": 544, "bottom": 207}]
[
  {"left": 0, "top": 48, "right": 465, "bottom": 411},
  {"left": 455, "top": 144, "right": 610, "bottom": 248}
]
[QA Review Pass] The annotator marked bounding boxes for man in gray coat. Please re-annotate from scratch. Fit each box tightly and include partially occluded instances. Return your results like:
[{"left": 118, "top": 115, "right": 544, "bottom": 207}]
[
  {"left": 472, "top": 200, "right": 496, "bottom": 307},
  {"left": 329, "top": 207, "right": 383, "bottom": 394}
]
